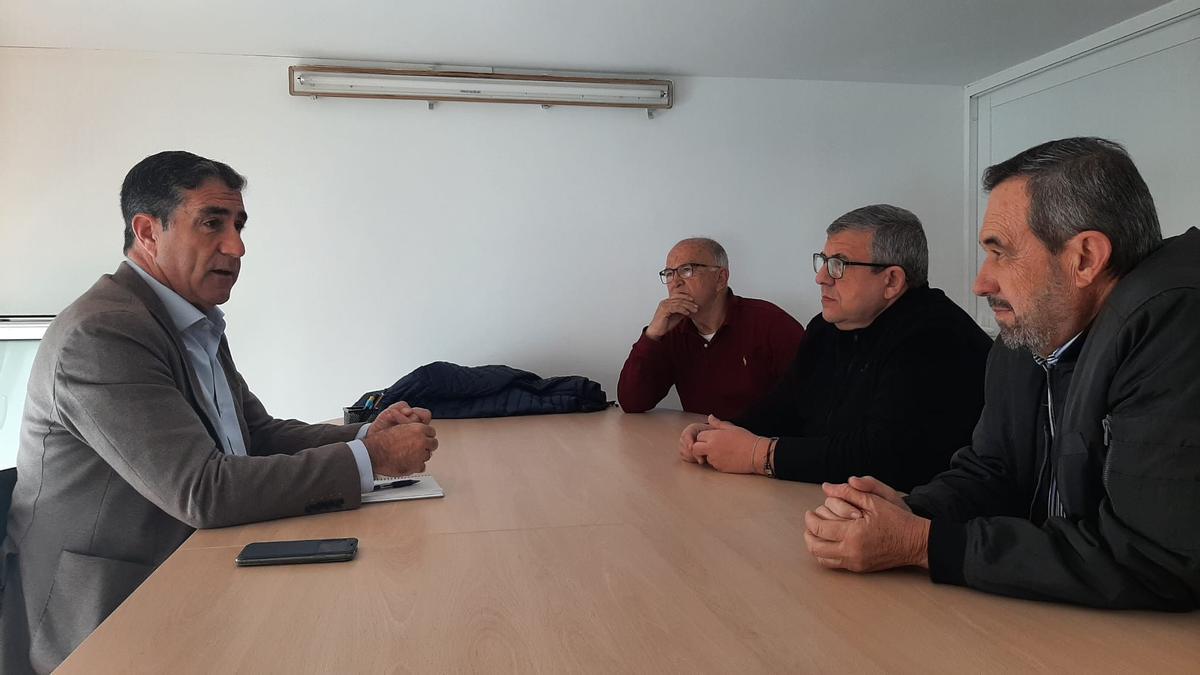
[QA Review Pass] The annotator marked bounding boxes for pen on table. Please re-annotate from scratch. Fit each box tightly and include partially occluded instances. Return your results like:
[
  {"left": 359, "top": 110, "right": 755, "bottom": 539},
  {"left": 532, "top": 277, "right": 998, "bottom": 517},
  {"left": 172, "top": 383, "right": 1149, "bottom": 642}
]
[{"left": 373, "top": 478, "right": 419, "bottom": 491}]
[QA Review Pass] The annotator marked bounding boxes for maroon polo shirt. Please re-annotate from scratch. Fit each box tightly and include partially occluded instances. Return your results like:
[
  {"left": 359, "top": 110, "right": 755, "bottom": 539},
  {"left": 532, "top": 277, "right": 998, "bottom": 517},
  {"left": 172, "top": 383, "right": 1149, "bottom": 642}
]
[{"left": 617, "top": 291, "right": 805, "bottom": 419}]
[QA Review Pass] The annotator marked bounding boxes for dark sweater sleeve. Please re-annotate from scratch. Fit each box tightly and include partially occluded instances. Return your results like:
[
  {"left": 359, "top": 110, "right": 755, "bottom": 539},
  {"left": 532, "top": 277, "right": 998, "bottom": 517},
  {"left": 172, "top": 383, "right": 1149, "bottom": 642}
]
[
  {"left": 771, "top": 326, "right": 988, "bottom": 492},
  {"left": 617, "top": 330, "right": 674, "bottom": 413},
  {"left": 918, "top": 290, "right": 1200, "bottom": 610},
  {"left": 926, "top": 519, "right": 968, "bottom": 586}
]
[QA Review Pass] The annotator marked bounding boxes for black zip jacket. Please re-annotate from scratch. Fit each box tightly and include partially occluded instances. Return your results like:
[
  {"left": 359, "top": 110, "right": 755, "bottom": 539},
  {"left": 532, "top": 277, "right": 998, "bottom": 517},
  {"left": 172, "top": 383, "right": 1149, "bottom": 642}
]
[
  {"left": 736, "top": 285, "right": 993, "bottom": 491},
  {"left": 908, "top": 227, "right": 1200, "bottom": 610}
]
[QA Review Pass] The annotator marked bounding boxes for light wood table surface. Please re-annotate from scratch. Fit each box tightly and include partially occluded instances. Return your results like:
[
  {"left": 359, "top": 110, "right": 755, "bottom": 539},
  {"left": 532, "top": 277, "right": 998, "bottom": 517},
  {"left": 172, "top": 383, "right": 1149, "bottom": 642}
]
[{"left": 61, "top": 409, "right": 1200, "bottom": 673}]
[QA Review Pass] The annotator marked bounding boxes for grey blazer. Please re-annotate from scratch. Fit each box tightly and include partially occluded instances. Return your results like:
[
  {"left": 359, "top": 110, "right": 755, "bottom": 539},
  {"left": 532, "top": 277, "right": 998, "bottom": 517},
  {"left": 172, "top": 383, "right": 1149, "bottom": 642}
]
[{"left": 0, "top": 263, "right": 365, "bottom": 673}]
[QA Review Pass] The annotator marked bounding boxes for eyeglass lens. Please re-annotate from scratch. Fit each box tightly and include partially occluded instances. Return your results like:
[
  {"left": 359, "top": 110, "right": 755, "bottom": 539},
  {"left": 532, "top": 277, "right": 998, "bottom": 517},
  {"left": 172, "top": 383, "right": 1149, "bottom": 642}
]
[
  {"left": 813, "top": 254, "right": 845, "bottom": 279},
  {"left": 659, "top": 264, "right": 696, "bottom": 283}
]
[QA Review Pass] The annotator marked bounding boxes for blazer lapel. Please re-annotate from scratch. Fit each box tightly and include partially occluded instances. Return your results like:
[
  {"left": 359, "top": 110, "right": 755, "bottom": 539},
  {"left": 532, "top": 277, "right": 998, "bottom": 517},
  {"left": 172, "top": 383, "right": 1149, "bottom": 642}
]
[
  {"left": 110, "top": 262, "right": 226, "bottom": 448},
  {"left": 216, "top": 338, "right": 253, "bottom": 453}
]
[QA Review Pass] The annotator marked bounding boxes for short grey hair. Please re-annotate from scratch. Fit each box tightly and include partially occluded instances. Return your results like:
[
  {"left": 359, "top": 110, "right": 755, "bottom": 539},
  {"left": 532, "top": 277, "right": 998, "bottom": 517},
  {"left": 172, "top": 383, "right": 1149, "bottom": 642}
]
[
  {"left": 826, "top": 205, "right": 928, "bottom": 287},
  {"left": 982, "top": 137, "right": 1161, "bottom": 277},
  {"left": 674, "top": 237, "right": 729, "bottom": 267}
]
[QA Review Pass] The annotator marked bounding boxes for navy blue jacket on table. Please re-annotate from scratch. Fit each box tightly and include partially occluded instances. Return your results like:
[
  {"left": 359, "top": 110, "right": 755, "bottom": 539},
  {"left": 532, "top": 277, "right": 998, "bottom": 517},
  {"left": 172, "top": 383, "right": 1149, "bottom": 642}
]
[
  {"left": 908, "top": 228, "right": 1200, "bottom": 610},
  {"left": 376, "top": 362, "right": 608, "bottom": 419},
  {"left": 735, "top": 285, "right": 993, "bottom": 492}
]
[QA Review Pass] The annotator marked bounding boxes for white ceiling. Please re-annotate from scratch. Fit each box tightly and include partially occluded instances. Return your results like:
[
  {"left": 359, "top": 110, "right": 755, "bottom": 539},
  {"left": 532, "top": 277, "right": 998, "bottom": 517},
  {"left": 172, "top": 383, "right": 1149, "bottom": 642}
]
[{"left": 0, "top": 0, "right": 1172, "bottom": 85}]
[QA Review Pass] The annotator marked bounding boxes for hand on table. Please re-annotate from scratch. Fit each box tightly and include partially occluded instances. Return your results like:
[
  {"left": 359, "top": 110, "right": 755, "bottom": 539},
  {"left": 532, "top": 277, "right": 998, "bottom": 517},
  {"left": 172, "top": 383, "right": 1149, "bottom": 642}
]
[
  {"left": 678, "top": 422, "right": 712, "bottom": 463},
  {"left": 367, "top": 400, "right": 433, "bottom": 435},
  {"left": 691, "top": 415, "right": 768, "bottom": 475},
  {"left": 362, "top": 417, "right": 438, "bottom": 477},
  {"left": 815, "top": 475, "right": 910, "bottom": 520},
  {"left": 804, "top": 479, "right": 928, "bottom": 573}
]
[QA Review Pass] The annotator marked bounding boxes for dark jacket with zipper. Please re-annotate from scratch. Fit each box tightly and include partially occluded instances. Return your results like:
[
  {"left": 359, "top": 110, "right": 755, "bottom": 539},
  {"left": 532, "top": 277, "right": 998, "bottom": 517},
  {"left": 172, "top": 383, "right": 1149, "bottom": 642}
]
[
  {"left": 736, "top": 285, "right": 993, "bottom": 491},
  {"left": 908, "top": 227, "right": 1200, "bottom": 610}
]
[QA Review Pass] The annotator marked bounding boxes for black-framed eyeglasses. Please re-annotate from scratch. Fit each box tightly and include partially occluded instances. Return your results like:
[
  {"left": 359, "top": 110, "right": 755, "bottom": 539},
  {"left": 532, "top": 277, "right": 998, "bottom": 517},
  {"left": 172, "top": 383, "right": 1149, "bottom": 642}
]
[
  {"left": 659, "top": 263, "right": 724, "bottom": 284},
  {"left": 812, "top": 252, "right": 897, "bottom": 280}
]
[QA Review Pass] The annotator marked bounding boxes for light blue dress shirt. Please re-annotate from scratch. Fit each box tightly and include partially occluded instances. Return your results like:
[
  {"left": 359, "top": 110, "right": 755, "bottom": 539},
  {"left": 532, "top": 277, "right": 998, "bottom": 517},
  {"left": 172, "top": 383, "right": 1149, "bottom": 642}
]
[{"left": 126, "top": 260, "right": 376, "bottom": 492}]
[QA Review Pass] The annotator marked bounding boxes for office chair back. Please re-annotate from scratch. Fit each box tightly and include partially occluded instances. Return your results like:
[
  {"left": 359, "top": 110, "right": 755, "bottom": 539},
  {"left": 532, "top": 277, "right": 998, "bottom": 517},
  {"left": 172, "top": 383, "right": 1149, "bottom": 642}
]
[{"left": 0, "top": 467, "right": 16, "bottom": 546}]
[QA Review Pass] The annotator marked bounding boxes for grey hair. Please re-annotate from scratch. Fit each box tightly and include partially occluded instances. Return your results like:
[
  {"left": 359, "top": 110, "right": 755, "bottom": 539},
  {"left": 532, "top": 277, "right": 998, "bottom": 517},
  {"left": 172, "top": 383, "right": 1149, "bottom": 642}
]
[
  {"left": 826, "top": 204, "right": 928, "bottom": 287},
  {"left": 675, "top": 237, "right": 729, "bottom": 267},
  {"left": 982, "top": 137, "right": 1161, "bottom": 278}
]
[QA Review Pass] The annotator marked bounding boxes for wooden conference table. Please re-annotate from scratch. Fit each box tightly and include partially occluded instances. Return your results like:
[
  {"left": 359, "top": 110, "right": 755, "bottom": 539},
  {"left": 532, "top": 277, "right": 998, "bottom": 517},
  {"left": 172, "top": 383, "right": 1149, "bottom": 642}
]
[{"left": 62, "top": 409, "right": 1200, "bottom": 673}]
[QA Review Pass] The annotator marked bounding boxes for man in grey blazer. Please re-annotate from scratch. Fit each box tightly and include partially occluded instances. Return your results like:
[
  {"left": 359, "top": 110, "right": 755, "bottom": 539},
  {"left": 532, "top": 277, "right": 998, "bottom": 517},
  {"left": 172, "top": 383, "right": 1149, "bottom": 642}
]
[{"left": 0, "top": 151, "right": 438, "bottom": 673}]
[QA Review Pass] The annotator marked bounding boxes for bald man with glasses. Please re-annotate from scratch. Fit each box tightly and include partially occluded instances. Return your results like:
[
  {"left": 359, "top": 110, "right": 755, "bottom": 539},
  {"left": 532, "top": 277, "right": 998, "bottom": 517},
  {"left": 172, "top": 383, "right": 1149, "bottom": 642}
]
[
  {"left": 618, "top": 237, "right": 805, "bottom": 419},
  {"left": 679, "top": 206, "right": 992, "bottom": 491}
]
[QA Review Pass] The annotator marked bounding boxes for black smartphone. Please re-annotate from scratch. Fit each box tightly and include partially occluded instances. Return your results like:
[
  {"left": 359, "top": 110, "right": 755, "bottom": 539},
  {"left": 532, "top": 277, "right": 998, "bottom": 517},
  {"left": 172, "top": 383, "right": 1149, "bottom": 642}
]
[{"left": 235, "top": 537, "right": 358, "bottom": 567}]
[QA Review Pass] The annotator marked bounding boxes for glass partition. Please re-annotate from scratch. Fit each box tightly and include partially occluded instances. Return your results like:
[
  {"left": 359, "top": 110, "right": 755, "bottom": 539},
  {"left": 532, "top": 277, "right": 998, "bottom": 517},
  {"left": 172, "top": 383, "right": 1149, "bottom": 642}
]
[{"left": 0, "top": 317, "right": 52, "bottom": 469}]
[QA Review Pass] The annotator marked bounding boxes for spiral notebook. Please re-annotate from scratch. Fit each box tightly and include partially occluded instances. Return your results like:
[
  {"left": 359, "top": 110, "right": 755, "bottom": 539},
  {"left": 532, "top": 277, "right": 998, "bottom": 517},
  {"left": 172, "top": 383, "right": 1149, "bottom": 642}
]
[{"left": 361, "top": 474, "right": 445, "bottom": 504}]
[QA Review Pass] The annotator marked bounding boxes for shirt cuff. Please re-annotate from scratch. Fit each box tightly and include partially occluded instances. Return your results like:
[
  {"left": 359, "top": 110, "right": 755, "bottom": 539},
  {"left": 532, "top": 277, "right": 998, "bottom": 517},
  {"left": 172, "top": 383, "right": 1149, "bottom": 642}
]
[
  {"left": 346, "top": 439, "right": 376, "bottom": 493},
  {"left": 355, "top": 423, "right": 371, "bottom": 440},
  {"left": 927, "top": 519, "right": 968, "bottom": 586}
]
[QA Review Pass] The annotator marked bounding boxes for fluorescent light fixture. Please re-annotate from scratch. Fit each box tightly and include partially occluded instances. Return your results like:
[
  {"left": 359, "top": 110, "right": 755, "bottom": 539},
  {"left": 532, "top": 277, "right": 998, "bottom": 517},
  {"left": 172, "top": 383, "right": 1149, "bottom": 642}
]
[{"left": 289, "top": 66, "right": 672, "bottom": 110}]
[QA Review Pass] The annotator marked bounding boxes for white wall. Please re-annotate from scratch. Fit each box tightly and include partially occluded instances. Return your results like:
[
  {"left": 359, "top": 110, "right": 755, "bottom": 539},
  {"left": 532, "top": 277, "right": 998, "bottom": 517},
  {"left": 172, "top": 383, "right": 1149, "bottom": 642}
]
[
  {"left": 964, "top": 4, "right": 1200, "bottom": 327},
  {"left": 0, "top": 48, "right": 964, "bottom": 421}
]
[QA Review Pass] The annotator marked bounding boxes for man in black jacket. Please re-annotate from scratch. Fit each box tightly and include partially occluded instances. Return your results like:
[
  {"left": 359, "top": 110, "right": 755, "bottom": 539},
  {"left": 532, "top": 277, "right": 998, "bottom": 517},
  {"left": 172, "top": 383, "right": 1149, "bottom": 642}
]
[
  {"left": 805, "top": 137, "right": 1200, "bottom": 610},
  {"left": 679, "top": 205, "right": 992, "bottom": 491}
]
